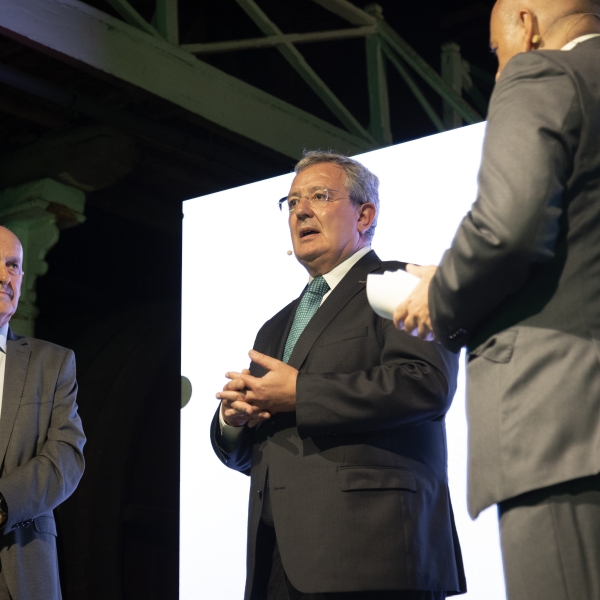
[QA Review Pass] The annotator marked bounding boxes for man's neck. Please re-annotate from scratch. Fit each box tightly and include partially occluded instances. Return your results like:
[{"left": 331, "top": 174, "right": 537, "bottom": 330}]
[
  {"left": 304, "top": 242, "right": 370, "bottom": 278},
  {"left": 541, "top": 13, "right": 600, "bottom": 49},
  {"left": 307, "top": 246, "right": 371, "bottom": 285}
]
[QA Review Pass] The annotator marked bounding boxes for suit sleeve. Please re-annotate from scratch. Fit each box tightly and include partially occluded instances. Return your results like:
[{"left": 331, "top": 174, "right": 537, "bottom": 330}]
[
  {"left": 295, "top": 319, "right": 458, "bottom": 437},
  {"left": 210, "top": 407, "right": 253, "bottom": 475},
  {"left": 430, "top": 51, "right": 581, "bottom": 351},
  {"left": 0, "top": 350, "right": 85, "bottom": 531}
]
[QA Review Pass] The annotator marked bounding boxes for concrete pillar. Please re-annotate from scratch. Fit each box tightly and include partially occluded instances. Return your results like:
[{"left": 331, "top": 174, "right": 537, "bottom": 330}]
[{"left": 0, "top": 179, "right": 85, "bottom": 337}]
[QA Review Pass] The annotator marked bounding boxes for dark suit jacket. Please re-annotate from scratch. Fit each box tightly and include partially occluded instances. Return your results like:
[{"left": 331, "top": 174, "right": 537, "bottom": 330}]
[
  {"left": 429, "top": 37, "right": 600, "bottom": 517},
  {"left": 212, "top": 251, "right": 466, "bottom": 597},
  {"left": 0, "top": 328, "right": 85, "bottom": 600}
]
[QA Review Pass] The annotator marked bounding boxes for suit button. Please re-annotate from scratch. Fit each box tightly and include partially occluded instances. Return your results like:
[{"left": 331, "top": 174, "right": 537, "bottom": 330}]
[{"left": 258, "top": 490, "right": 263, "bottom": 500}]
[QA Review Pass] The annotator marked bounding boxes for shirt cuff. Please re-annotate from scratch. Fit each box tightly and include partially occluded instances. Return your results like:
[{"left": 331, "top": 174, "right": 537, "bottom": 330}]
[{"left": 219, "top": 406, "right": 245, "bottom": 450}]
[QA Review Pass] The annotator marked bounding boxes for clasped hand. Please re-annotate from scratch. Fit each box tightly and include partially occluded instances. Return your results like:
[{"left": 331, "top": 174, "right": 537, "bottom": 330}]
[{"left": 216, "top": 350, "right": 298, "bottom": 428}]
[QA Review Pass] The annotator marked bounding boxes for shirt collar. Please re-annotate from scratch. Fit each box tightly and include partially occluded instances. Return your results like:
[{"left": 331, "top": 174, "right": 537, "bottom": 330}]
[
  {"left": 562, "top": 33, "right": 600, "bottom": 50},
  {"left": 0, "top": 323, "right": 9, "bottom": 353},
  {"left": 309, "top": 246, "right": 372, "bottom": 292}
]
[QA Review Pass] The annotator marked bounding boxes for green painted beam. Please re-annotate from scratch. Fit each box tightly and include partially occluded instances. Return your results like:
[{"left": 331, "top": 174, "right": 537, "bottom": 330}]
[
  {"left": 155, "top": 0, "right": 179, "bottom": 45},
  {"left": 314, "top": 0, "right": 481, "bottom": 127},
  {"left": 382, "top": 43, "right": 446, "bottom": 133},
  {"left": 234, "top": 0, "right": 375, "bottom": 144},
  {"left": 311, "top": 0, "right": 375, "bottom": 26},
  {"left": 378, "top": 20, "right": 483, "bottom": 125},
  {"left": 364, "top": 3, "right": 390, "bottom": 145},
  {"left": 105, "top": 0, "right": 163, "bottom": 39},
  {"left": 182, "top": 26, "right": 376, "bottom": 54},
  {"left": 441, "top": 42, "right": 464, "bottom": 129},
  {"left": 0, "top": 0, "right": 375, "bottom": 159},
  {"left": 366, "top": 34, "right": 391, "bottom": 145}
]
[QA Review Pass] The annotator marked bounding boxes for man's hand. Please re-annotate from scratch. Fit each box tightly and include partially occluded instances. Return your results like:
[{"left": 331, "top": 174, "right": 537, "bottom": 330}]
[
  {"left": 393, "top": 264, "right": 437, "bottom": 341},
  {"left": 234, "top": 350, "right": 298, "bottom": 416},
  {"left": 217, "top": 369, "right": 270, "bottom": 428}
]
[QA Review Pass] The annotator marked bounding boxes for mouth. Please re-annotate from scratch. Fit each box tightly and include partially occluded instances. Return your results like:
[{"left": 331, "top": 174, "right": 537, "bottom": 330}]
[{"left": 299, "top": 227, "right": 320, "bottom": 240}]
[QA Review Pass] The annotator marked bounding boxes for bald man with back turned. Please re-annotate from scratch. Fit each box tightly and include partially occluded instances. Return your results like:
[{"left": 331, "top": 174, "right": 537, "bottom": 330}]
[{"left": 393, "top": 1, "right": 600, "bottom": 598}]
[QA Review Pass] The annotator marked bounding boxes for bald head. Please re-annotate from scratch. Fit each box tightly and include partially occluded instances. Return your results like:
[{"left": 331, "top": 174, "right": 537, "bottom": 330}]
[
  {"left": 0, "top": 226, "right": 23, "bottom": 328},
  {"left": 491, "top": 0, "right": 600, "bottom": 78},
  {"left": 0, "top": 227, "right": 22, "bottom": 251}
]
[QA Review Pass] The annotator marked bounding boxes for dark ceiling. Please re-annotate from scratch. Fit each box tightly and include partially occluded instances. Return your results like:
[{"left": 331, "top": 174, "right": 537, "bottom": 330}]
[
  {"left": 0, "top": 0, "right": 498, "bottom": 202},
  {"left": 0, "top": 0, "right": 501, "bottom": 347}
]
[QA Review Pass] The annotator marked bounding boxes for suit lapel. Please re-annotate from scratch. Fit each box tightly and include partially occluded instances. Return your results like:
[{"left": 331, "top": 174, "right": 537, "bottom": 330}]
[
  {"left": 251, "top": 298, "right": 302, "bottom": 378},
  {"left": 287, "top": 251, "right": 381, "bottom": 370},
  {"left": 0, "top": 329, "right": 31, "bottom": 465}
]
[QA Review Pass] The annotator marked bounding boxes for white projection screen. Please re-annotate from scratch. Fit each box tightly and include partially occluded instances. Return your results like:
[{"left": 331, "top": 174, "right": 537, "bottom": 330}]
[{"left": 181, "top": 122, "right": 506, "bottom": 600}]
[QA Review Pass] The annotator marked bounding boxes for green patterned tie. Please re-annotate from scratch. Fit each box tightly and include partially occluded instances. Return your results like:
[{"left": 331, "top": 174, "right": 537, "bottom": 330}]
[{"left": 283, "top": 276, "right": 330, "bottom": 363}]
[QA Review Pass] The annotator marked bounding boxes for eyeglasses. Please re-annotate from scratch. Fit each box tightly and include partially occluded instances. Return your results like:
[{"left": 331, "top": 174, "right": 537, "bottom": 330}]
[{"left": 278, "top": 187, "right": 349, "bottom": 213}]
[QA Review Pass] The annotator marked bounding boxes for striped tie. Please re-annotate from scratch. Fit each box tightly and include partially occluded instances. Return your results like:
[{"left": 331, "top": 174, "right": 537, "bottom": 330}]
[{"left": 282, "top": 276, "right": 330, "bottom": 363}]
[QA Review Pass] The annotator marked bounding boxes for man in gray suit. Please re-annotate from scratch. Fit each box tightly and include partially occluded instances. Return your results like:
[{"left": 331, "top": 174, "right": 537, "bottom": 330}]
[
  {"left": 393, "top": 1, "right": 600, "bottom": 598},
  {"left": 0, "top": 226, "right": 85, "bottom": 599}
]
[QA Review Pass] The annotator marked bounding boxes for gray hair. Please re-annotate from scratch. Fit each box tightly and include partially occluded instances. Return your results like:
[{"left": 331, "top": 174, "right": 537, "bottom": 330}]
[{"left": 294, "top": 150, "right": 380, "bottom": 242}]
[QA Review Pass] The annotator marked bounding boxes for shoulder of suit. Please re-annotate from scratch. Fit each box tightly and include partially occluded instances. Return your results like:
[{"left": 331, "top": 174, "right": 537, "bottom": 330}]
[
  {"left": 9, "top": 335, "right": 72, "bottom": 356},
  {"left": 500, "top": 48, "right": 573, "bottom": 84},
  {"left": 257, "top": 256, "right": 408, "bottom": 328}
]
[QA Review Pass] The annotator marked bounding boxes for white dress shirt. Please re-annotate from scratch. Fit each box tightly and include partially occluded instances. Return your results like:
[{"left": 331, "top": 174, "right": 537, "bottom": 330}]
[
  {"left": 562, "top": 33, "right": 600, "bottom": 50},
  {"left": 0, "top": 323, "right": 9, "bottom": 420},
  {"left": 219, "top": 246, "right": 372, "bottom": 444}
]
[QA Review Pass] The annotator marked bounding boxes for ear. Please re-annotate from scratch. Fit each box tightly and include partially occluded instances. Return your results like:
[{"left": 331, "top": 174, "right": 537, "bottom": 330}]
[
  {"left": 519, "top": 9, "right": 539, "bottom": 51},
  {"left": 356, "top": 202, "right": 376, "bottom": 235}
]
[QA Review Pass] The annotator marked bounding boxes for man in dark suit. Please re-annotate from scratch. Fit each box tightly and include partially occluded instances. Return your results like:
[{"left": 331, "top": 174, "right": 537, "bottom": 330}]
[
  {"left": 393, "top": 1, "right": 600, "bottom": 598},
  {"left": 211, "top": 152, "right": 466, "bottom": 600},
  {"left": 0, "top": 225, "right": 85, "bottom": 599}
]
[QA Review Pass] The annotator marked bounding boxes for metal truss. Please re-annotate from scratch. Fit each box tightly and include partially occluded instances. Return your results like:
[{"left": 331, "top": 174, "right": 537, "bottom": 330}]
[{"left": 104, "top": 0, "right": 489, "bottom": 147}]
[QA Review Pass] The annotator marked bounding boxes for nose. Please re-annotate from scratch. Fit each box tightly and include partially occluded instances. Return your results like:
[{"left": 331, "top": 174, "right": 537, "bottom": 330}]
[
  {"left": 293, "top": 195, "right": 315, "bottom": 220},
  {"left": 0, "top": 262, "right": 8, "bottom": 285}
]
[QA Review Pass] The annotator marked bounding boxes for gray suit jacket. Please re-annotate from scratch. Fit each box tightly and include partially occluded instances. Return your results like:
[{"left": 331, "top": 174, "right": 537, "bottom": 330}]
[
  {"left": 430, "top": 37, "right": 600, "bottom": 518},
  {"left": 0, "top": 328, "right": 85, "bottom": 599}
]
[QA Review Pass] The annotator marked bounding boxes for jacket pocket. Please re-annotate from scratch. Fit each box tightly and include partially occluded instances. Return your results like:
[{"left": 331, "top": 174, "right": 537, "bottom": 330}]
[
  {"left": 337, "top": 466, "right": 416, "bottom": 492},
  {"left": 469, "top": 329, "right": 518, "bottom": 364},
  {"left": 320, "top": 326, "right": 368, "bottom": 347},
  {"left": 33, "top": 516, "right": 57, "bottom": 536}
]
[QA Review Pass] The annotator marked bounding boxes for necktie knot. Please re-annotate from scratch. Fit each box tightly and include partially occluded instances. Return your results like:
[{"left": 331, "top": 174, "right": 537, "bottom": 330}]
[{"left": 306, "top": 276, "right": 330, "bottom": 297}]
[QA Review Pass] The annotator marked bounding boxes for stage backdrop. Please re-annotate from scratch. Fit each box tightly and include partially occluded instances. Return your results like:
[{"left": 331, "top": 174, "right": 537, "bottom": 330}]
[{"left": 181, "top": 122, "right": 506, "bottom": 600}]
